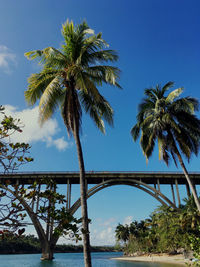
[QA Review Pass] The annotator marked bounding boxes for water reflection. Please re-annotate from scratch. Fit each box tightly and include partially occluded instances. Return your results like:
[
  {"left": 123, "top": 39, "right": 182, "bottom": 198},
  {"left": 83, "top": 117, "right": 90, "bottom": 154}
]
[{"left": 0, "top": 253, "right": 181, "bottom": 267}]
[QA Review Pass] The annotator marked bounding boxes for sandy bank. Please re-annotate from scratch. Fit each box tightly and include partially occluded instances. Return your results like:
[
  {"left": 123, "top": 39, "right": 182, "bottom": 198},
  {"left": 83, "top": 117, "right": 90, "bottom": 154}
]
[{"left": 111, "top": 253, "right": 192, "bottom": 265}]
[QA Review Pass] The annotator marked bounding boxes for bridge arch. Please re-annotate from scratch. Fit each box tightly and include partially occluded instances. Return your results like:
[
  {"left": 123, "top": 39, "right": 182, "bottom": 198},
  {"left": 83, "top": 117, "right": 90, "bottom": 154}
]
[{"left": 70, "top": 178, "right": 177, "bottom": 214}]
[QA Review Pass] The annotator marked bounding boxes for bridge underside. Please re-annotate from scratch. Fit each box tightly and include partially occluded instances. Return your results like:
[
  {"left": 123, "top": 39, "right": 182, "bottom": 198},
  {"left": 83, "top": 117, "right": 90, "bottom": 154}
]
[{"left": 1, "top": 171, "right": 200, "bottom": 185}]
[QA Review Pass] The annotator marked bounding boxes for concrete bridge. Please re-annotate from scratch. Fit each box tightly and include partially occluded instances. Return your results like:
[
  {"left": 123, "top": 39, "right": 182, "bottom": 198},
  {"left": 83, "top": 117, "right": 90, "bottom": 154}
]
[{"left": 1, "top": 171, "right": 200, "bottom": 212}]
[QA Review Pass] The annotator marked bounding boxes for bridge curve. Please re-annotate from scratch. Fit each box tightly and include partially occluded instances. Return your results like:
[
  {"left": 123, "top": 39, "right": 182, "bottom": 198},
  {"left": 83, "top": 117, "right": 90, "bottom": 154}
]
[{"left": 70, "top": 178, "right": 177, "bottom": 214}]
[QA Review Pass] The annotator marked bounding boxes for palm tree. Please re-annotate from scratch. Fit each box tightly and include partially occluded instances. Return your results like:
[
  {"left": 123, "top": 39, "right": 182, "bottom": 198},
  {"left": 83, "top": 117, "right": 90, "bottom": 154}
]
[
  {"left": 131, "top": 82, "right": 200, "bottom": 212},
  {"left": 151, "top": 205, "right": 186, "bottom": 252},
  {"left": 180, "top": 196, "right": 200, "bottom": 231},
  {"left": 115, "top": 223, "right": 130, "bottom": 244},
  {"left": 25, "top": 20, "right": 121, "bottom": 266}
]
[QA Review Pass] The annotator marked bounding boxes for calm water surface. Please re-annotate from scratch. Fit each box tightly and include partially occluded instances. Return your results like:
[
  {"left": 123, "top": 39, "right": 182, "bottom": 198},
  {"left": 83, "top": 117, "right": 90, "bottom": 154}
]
[{"left": 0, "top": 252, "right": 179, "bottom": 267}]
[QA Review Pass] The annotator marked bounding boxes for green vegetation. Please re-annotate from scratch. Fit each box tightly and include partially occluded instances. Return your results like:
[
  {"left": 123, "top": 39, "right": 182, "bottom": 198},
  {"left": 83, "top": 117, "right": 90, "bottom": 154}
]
[
  {"left": 0, "top": 234, "right": 116, "bottom": 254},
  {"left": 131, "top": 82, "right": 200, "bottom": 211},
  {"left": 0, "top": 106, "right": 81, "bottom": 261},
  {"left": 115, "top": 197, "right": 200, "bottom": 257},
  {"left": 0, "top": 105, "right": 33, "bottom": 232},
  {"left": 0, "top": 105, "right": 33, "bottom": 174},
  {"left": 24, "top": 20, "right": 121, "bottom": 264}
]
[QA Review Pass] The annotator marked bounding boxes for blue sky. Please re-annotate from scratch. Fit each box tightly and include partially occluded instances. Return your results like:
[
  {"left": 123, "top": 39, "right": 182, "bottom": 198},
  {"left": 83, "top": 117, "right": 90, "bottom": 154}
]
[{"left": 0, "top": 0, "right": 200, "bottom": 245}]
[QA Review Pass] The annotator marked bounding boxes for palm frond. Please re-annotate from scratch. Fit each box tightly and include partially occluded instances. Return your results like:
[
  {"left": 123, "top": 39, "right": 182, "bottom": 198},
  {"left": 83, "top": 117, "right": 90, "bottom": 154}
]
[
  {"left": 144, "top": 88, "right": 157, "bottom": 101},
  {"left": 140, "top": 128, "right": 156, "bottom": 159},
  {"left": 162, "top": 114, "right": 181, "bottom": 133},
  {"left": 25, "top": 69, "right": 59, "bottom": 105},
  {"left": 171, "top": 97, "right": 199, "bottom": 114},
  {"left": 25, "top": 50, "right": 44, "bottom": 61},
  {"left": 131, "top": 124, "right": 140, "bottom": 141},
  {"left": 162, "top": 147, "right": 170, "bottom": 166},
  {"left": 85, "top": 66, "right": 121, "bottom": 88},
  {"left": 175, "top": 112, "right": 200, "bottom": 136},
  {"left": 158, "top": 136, "right": 164, "bottom": 161},
  {"left": 161, "top": 81, "right": 174, "bottom": 95},
  {"left": 80, "top": 91, "right": 105, "bottom": 133},
  {"left": 166, "top": 87, "right": 183, "bottom": 103},
  {"left": 79, "top": 50, "right": 118, "bottom": 67},
  {"left": 79, "top": 89, "right": 113, "bottom": 133},
  {"left": 38, "top": 77, "right": 63, "bottom": 124},
  {"left": 25, "top": 47, "right": 68, "bottom": 70}
]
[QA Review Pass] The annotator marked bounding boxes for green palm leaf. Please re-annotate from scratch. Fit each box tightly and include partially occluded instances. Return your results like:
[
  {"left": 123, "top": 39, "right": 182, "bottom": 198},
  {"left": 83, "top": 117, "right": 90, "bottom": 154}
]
[{"left": 166, "top": 87, "right": 183, "bottom": 103}]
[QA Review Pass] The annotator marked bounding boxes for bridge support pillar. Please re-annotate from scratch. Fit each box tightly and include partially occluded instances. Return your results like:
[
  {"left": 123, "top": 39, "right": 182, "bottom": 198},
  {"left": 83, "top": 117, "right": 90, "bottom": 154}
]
[
  {"left": 175, "top": 179, "right": 181, "bottom": 207},
  {"left": 36, "top": 184, "right": 41, "bottom": 213},
  {"left": 171, "top": 184, "right": 176, "bottom": 206},
  {"left": 157, "top": 178, "right": 160, "bottom": 192},
  {"left": 66, "top": 179, "right": 71, "bottom": 209}
]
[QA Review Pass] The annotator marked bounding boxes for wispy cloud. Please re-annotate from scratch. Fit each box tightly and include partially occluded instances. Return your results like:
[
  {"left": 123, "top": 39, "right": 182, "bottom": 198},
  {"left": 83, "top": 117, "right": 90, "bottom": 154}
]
[
  {"left": 90, "top": 217, "right": 118, "bottom": 246},
  {"left": 3, "top": 105, "right": 71, "bottom": 151},
  {"left": 123, "top": 216, "right": 133, "bottom": 226},
  {"left": 89, "top": 216, "right": 134, "bottom": 246},
  {"left": 0, "top": 45, "right": 17, "bottom": 73}
]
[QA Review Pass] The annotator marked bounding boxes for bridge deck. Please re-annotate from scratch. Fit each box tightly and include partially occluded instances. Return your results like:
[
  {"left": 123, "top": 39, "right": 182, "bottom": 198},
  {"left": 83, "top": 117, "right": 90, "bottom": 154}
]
[{"left": 0, "top": 172, "right": 200, "bottom": 185}]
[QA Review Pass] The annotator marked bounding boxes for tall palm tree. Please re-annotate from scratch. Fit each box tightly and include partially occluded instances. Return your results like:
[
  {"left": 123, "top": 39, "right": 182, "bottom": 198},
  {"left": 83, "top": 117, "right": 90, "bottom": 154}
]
[
  {"left": 131, "top": 82, "right": 200, "bottom": 212},
  {"left": 25, "top": 20, "right": 121, "bottom": 266}
]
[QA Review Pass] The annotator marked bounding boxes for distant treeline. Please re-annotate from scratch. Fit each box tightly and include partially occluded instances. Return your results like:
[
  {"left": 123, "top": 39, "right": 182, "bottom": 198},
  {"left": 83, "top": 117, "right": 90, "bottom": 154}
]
[{"left": 0, "top": 234, "right": 116, "bottom": 254}]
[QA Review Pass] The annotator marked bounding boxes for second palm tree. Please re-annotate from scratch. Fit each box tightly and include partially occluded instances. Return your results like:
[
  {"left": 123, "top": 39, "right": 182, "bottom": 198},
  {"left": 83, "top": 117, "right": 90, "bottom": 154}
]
[{"left": 131, "top": 82, "right": 200, "bottom": 212}]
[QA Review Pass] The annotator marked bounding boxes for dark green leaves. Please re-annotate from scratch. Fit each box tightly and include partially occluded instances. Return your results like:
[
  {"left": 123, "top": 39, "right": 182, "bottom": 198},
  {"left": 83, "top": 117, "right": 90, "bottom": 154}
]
[{"left": 131, "top": 82, "right": 200, "bottom": 165}]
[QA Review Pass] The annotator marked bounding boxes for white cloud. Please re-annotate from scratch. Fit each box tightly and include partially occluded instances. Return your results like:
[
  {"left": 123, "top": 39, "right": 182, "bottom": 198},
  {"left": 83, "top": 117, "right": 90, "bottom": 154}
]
[
  {"left": 123, "top": 216, "right": 133, "bottom": 226},
  {"left": 47, "top": 136, "right": 70, "bottom": 151},
  {"left": 89, "top": 217, "right": 118, "bottom": 246},
  {"left": 100, "top": 217, "right": 116, "bottom": 227},
  {"left": 3, "top": 105, "right": 70, "bottom": 151},
  {"left": 89, "top": 216, "right": 134, "bottom": 246},
  {"left": 98, "top": 227, "right": 114, "bottom": 242},
  {"left": 0, "top": 45, "right": 17, "bottom": 73}
]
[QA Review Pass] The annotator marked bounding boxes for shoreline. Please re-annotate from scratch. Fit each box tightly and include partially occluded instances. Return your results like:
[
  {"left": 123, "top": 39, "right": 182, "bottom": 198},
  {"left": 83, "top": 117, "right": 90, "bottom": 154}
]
[{"left": 111, "top": 253, "right": 192, "bottom": 265}]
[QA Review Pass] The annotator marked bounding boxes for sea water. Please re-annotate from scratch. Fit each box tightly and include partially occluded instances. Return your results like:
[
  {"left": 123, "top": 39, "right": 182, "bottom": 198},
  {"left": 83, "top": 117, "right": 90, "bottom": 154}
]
[{"left": 0, "top": 252, "right": 179, "bottom": 267}]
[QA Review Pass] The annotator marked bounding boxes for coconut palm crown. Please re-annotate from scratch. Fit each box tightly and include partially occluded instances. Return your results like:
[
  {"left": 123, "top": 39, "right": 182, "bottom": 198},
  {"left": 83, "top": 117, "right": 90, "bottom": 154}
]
[
  {"left": 25, "top": 20, "right": 121, "bottom": 133},
  {"left": 131, "top": 82, "right": 200, "bottom": 211}
]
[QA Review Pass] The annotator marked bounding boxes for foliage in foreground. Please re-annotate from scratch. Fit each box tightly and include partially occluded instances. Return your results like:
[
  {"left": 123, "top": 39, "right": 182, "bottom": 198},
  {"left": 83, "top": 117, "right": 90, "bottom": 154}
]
[
  {"left": 0, "top": 105, "right": 33, "bottom": 232},
  {"left": 0, "top": 106, "right": 81, "bottom": 260}
]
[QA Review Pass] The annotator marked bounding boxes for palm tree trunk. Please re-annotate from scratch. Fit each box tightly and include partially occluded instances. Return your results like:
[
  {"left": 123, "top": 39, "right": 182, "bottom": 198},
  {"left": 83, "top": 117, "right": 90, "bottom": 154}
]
[
  {"left": 73, "top": 122, "right": 92, "bottom": 267},
  {"left": 62, "top": 80, "right": 92, "bottom": 266},
  {"left": 175, "top": 149, "right": 200, "bottom": 212},
  {"left": 73, "top": 126, "right": 92, "bottom": 266}
]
